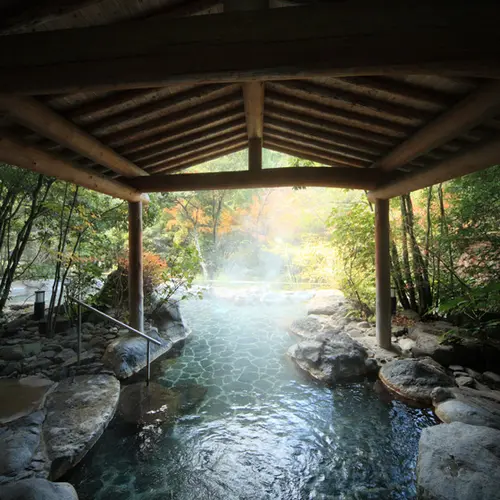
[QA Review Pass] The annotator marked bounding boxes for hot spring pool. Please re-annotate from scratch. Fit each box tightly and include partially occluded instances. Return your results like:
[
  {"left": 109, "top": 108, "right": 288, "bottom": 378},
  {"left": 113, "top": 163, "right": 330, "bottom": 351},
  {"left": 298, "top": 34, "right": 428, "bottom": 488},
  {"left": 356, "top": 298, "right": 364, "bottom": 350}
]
[{"left": 66, "top": 295, "right": 437, "bottom": 499}]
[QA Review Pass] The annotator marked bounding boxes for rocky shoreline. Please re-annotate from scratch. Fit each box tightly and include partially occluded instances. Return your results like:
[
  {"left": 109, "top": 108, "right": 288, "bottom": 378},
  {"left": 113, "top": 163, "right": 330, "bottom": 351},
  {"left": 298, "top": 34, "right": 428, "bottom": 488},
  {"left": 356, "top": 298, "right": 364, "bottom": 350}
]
[
  {"left": 287, "top": 290, "right": 500, "bottom": 500},
  {"left": 0, "top": 300, "right": 189, "bottom": 499}
]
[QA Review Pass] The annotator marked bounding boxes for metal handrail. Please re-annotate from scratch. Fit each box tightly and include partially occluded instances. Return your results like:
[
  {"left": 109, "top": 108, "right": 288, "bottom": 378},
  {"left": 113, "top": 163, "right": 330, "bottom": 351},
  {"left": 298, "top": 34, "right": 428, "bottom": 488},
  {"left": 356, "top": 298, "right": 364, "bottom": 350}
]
[{"left": 69, "top": 296, "right": 161, "bottom": 385}]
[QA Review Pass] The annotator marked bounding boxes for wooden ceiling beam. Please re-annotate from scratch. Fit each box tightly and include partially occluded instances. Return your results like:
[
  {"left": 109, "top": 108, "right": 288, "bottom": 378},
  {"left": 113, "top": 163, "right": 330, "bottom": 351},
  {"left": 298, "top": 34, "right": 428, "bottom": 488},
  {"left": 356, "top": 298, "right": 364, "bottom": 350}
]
[
  {"left": 147, "top": 137, "right": 248, "bottom": 174},
  {"left": 106, "top": 94, "right": 243, "bottom": 147},
  {"left": 271, "top": 81, "right": 431, "bottom": 125},
  {"left": 242, "top": 81, "right": 265, "bottom": 171},
  {"left": 265, "top": 117, "right": 386, "bottom": 157},
  {"left": 131, "top": 118, "right": 246, "bottom": 163},
  {"left": 0, "top": 95, "right": 148, "bottom": 177},
  {"left": 139, "top": 129, "right": 247, "bottom": 169},
  {"left": 149, "top": 143, "right": 248, "bottom": 175},
  {"left": 128, "top": 167, "right": 385, "bottom": 193},
  {"left": 121, "top": 110, "right": 245, "bottom": 157},
  {"left": 368, "top": 135, "right": 500, "bottom": 201},
  {"left": 264, "top": 128, "right": 373, "bottom": 167},
  {"left": 264, "top": 105, "right": 397, "bottom": 147},
  {"left": 1, "top": 3, "right": 500, "bottom": 93},
  {"left": 374, "top": 81, "right": 500, "bottom": 171},
  {"left": 263, "top": 135, "right": 371, "bottom": 168},
  {"left": 266, "top": 91, "right": 411, "bottom": 138},
  {"left": 0, "top": 132, "right": 145, "bottom": 201}
]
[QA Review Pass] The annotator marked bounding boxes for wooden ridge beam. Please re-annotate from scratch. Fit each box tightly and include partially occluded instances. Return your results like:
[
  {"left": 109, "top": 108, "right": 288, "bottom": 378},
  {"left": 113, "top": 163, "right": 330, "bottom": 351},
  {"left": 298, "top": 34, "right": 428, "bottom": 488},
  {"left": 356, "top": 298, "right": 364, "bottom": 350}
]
[
  {"left": 1, "top": 3, "right": 500, "bottom": 93},
  {"left": 131, "top": 118, "right": 246, "bottom": 163},
  {"left": 266, "top": 91, "right": 411, "bottom": 138},
  {"left": 0, "top": 132, "right": 145, "bottom": 201},
  {"left": 139, "top": 129, "right": 247, "bottom": 169},
  {"left": 264, "top": 105, "right": 397, "bottom": 147},
  {"left": 0, "top": 95, "right": 148, "bottom": 177},
  {"left": 265, "top": 119, "right": 383, "bottom": 160},
  {"left": 374, "top": 81, "right": 500, "bottom": 171},
  {"left": 367, "top": 135, "right": 500, "bottom": 201},
  {"left": 106, "top": 94, "right": 243, "bottom": 147},
  {"left": 148, "top": 137, "right": 249, "bottom": 174},
  {"left": 128, "top": 167, "right": 386, "bottom": 193}
]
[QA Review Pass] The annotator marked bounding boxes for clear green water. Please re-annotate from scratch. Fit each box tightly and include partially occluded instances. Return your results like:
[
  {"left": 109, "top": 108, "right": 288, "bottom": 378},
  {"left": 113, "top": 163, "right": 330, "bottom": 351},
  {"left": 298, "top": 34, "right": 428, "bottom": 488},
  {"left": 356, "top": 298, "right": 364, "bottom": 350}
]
[{"left": 67, "top": 296, "right": 437, "bottom": 500}]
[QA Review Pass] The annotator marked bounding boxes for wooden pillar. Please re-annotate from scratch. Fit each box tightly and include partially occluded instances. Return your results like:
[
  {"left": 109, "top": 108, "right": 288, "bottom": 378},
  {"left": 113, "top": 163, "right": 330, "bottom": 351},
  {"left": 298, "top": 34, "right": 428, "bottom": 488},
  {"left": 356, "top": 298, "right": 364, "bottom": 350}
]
[
  {"left": 375, "top": 198, "right": 392, "bottom": 349},
  {"left": 128, "top": 201, "right": 144, "bottom": 332},
  {"left": 248, "top": 137, "right": 262, "bottom": 172}
]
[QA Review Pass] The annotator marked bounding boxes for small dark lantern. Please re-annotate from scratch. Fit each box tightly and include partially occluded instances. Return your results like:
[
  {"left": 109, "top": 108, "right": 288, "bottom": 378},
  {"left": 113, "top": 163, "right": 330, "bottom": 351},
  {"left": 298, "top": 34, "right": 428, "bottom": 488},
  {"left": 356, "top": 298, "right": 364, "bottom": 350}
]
[{"left": 34, "top": 290, "right": 45, "bottom": 320}]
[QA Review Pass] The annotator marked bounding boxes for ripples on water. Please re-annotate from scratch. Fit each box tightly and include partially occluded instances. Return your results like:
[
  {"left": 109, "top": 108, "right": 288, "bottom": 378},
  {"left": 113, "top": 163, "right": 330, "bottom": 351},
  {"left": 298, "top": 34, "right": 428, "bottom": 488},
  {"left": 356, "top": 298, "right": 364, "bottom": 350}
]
[{"left": 67, "top": 296, "right": 437, "bottom": 500}]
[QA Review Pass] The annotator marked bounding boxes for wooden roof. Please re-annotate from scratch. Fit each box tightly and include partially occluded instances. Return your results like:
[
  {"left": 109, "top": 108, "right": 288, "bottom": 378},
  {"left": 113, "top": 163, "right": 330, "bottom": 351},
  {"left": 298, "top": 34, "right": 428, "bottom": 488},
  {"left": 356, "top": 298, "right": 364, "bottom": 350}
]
[{"left": 1, "top": 0, "right": 500, "bottom": 201}]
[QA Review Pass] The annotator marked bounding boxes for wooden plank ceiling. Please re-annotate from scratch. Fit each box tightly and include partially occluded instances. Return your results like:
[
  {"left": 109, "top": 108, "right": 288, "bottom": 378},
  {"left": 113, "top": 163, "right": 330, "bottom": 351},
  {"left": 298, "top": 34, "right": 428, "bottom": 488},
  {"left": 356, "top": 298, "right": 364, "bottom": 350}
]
[{"left": 1, "top": 0, "right": 500, "bottom": 200}]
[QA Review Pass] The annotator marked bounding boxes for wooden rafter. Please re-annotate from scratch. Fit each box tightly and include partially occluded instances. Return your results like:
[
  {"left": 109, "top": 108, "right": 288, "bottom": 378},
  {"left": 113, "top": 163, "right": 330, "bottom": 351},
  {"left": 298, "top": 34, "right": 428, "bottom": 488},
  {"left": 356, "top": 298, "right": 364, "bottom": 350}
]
[
  {"left": 0, "top": 132, "right": 145, "bottom": 201},
  {"left": 0, "top": 95, "right": 148, "bottom": 177},
  {"left": 374, "top": 80, "right": 500, "bottom": 171},
  {"left": 243, "top": 81, "right": 264, "bottom": 171},
  {"left": 367, "top": 135, "right": 500, "bottom": 201},
  {"left": 128, "top": 167, "right": 387, "bottom": 193},
  {"left": 1, "top": 3, "right": 500, "bottom": 93}
]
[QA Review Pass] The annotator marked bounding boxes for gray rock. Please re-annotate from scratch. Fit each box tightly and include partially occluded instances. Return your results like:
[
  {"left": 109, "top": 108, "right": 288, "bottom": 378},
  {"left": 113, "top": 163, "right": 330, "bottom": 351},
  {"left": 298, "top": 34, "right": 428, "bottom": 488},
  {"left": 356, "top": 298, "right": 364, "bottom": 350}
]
[
  {"left": 483, "top": 371, "right": 500, "bottom": 388},
  {"left": 357, "top": 321, "right": 371, "bottom": 329},
  {"left": 400, "top": 309, "right": 420, "bottom": 321},
  {"left": 21, "top": 343, "right": 42, "bottom": 357},
  {"left": 150, "top": 299, "right": 184, "bottom": 332},
  {"left": 53, "top": 349, "right": 76, "bottom": 365},
  {"left": 0, "top": 410, "right": 46, "bottom": 480},
  {"left": 432, "top": 386, "right": 500, "bottom": 430},
  {"left": 449, "top": 364, "right": 464, "bottom": 372},
  {"left": 288, "top": 315, "right": 339, "bottom": 340},
  {"left": 466, "top": 367, "right": 482, "bottom": 380},
  {"left": 306, "top": 290, "right": 345, "bottom": 316},
  {"left": 379, "top": 358, "right": 455, "bottom": 404},
  {"left": 43, "top": 374, "right": 120, "bottom": 479},
  {"left": 0, "top": 347, "right": 25, "bottom": 361},
  {"left": 0, "top": 478, "right": 78, "bottom": 500},
  {"left": 407, "top": 323, "right": 455, "bottom": 366},
  {"left": 288, "top": 333, "right": 378, "bottom": 384},
  {"left": 392, "top": 326, "right": 408, "bottom": 337},
  {"left": 417, "top": 422, "right": 500, "bottom": 500},
  {"left": 398, "top": 338, "right": 416, "bottom": 355},
  {"left": 2, "top": 362, "right": 20, "bottom": 376},
  {"left": 455, "top": 375, "right": 475, "bottom": 388}
]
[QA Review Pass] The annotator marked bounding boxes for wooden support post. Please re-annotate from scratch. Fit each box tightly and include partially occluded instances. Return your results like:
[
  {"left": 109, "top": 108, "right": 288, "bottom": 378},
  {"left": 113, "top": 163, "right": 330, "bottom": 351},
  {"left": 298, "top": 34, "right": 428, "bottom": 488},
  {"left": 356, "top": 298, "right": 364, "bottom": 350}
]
[
  {"left": 375, "top": 198, "right": 392, "bottom": 350},
  {"left": 248, "top": 137, "right": 262, "bottom": 172},
  {"left": 128, "top": 201, "right": 144, "bottom": 332}
]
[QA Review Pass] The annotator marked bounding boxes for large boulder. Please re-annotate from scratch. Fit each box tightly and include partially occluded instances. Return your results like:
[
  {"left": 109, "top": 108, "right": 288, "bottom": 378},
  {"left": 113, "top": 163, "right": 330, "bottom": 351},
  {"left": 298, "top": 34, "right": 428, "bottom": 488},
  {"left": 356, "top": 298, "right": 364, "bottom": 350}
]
[
  {"left": 0, "top": 411, "right": 48, "bottom": 485},
  {"left": 379, "top": 358, "right": 455, "bottom": 404},
  {"left": 103, "top": 301, "right": 188, "bottom": 379},
  {"left": 417, "top": 422, "right": 500, "bottom": 500},
  {"left": 288, "top": 332, "right": 378, "bottom": 384},
  {"left": 288, "top": 315, "right": 340, "bottom": 340},
  {"left": 407, "top": 322, "right": 455, "bottom": 366},
  {"left": 118, "top": 382, "right": 207, "bottom": 425},
  {"left": 0, "top": 478, "right": 78, "bottom": 500},
  {"left": 432, "top": 386, "right": 500, "bottom": 430},
  {"left": 43, "top": 374, "right": 120, "bottom": 480}
]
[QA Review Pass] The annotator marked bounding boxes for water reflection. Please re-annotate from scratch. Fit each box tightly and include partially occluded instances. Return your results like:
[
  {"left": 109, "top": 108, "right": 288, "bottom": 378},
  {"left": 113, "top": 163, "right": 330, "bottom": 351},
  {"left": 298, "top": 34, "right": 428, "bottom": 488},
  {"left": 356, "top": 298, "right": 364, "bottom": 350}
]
[{"left": 67, "top": 296, "right": 436, "bottom": 499}]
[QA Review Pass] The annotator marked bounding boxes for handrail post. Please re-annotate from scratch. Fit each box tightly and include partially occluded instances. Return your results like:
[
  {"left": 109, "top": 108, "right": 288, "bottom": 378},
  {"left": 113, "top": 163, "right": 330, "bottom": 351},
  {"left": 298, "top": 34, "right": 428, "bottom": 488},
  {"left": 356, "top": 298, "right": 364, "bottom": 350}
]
[
  {"left": 77, "top": 302, "right": 82, "bottom": 365},
  {"left": 146, "top": 339, "right": 150, "bottom": 386}
]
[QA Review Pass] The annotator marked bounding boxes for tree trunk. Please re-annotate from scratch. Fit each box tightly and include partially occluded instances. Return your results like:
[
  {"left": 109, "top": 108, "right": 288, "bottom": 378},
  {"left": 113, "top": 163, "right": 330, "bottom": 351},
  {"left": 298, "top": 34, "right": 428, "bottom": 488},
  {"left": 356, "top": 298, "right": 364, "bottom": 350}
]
[
  {"left": 390, "top": 240, "right": 411, "bottom": 310},
  {"left": 400, "top": 196, "right": 417, "bottom": 311}
]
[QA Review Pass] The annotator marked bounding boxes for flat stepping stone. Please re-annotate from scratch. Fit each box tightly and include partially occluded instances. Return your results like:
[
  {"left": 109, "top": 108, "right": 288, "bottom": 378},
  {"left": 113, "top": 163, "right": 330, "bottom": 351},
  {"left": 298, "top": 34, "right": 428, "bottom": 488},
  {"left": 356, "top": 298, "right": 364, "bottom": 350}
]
[
  {"left": 432, "top": 386, "right": 500, "bottom": 430},
  {"left": 0, "top": 377, "right": 54, "bottom": 425},
  {"left": 379, "top": 358, "right": 455, "bottom": 404},
  {"left": 43, "top": 374, "right": 120, "bottom": 480},
  {"left": 417, "top": 422, "right": 500, "bottom": 500},
  {"left": 288, "top": 315, "right": 340, "bottom": 340}
]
